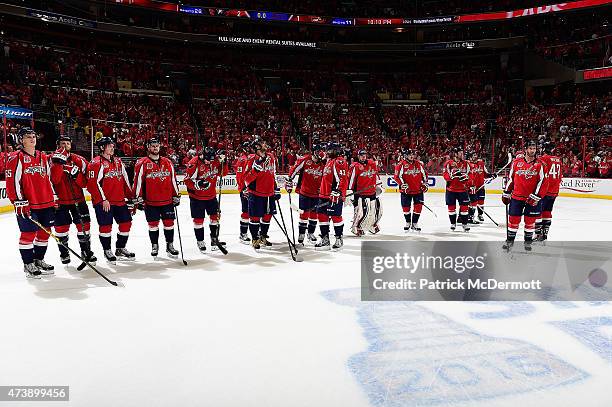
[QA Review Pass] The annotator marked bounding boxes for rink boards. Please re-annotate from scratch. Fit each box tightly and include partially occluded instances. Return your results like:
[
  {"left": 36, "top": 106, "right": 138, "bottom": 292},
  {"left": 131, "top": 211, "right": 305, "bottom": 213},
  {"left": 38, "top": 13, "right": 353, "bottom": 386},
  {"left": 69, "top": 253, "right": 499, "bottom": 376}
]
[{"left": 0, "top": 175, "right": 610, "bottom": 213}]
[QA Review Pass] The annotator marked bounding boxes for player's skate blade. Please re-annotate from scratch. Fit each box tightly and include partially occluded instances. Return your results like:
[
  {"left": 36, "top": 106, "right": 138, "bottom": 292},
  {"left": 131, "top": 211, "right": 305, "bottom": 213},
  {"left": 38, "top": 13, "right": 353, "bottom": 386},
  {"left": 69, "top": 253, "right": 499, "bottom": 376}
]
[
  {"left": 115, "top": 248, "right": 135, "bottom": 261},
  {"left": 166, "top": 242, "right": 179, "bottom": 258},
  {"left": 34, "top": 259, "right": 55, "bottom": 275},
  {"left": 24, "top": 263, "right": 42, "bottom": 279},
  {"left": 239, "top": 233, "right": 251, "bottom": 245},
  {"left": 104, "top": 250, "right": 117, "bottom": 265}
]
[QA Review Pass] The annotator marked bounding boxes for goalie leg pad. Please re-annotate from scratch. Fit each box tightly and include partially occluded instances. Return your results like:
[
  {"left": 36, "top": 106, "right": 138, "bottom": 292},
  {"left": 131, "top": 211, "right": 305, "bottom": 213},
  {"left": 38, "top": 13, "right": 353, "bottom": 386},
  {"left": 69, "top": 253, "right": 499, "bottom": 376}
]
[
  {"left": 351, "top": 197, "right": 368, "bottom": 235},
  {"left": 367, "top": 197, "right": 383, "bottom": 233}
]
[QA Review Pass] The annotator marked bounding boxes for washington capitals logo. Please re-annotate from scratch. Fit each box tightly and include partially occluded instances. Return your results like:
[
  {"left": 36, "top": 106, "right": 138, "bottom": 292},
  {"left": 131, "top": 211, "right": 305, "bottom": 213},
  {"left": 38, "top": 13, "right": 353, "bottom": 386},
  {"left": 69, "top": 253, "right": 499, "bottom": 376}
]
[
  {"left": 24, "top": 166, "right": 46, "bottom": 176},
  {"left": 403, "top": 168, "right": 422, "bottom": 176},
  {"left": 105, "top": 170, "right": 122, "bottom": 179},
  {"left": 147, "top": 170, "right": 171, "bottom": 181},
  {"left": 305, "top": 168, "right": 322, "bottom": 177},
  {"left": 360, "top": 169, "right": 377, "bottom": 177},
  {"left": 516, "top": 169, "right": 538, "bottom": 179}
]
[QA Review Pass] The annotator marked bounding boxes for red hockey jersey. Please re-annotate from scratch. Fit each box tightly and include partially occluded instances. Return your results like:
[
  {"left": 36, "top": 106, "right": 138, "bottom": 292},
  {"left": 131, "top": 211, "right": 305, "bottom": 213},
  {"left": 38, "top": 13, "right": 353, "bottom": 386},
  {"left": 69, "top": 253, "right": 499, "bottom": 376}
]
[
  {"left": 184, "top": 156, "right": 228, "bottom": 200},
  {"left": 469, "top": 159, "right": 489, "bottom": 188},
  {"left": 50, "top": 153, "right": 88, "bottom": 205},
  {"left": 233, "top": 153, "right": 251, "bottom": 193},
  {"left": 539, "top": 154, "right": 562, "bottom": 197},
  {"left": 394, "top": 159, "right": 427, "bottom": 194},
  {"left": 87, "top": 155, "right": 133, "bottom": 206},
  {"left": 320, "top": 156, "right": 348, "bottom": 198},
  {"left": 244, "top": 152, "right": 277, "bottom": 197},
  {"left": 133, "top": 156, "right": 180, "bottom": 206},
  {"left": 443, "top": 159, "right": 471, "bottom": 193},
  {"left": 288, "top": 154, "right": 323, "bottom": 198},
  {"left": 348, "top": 159, "right": 378, "bottom": 195},
  {"left": 5, "top": 150, "right": 55, "bottom": 210},
  {"left": 506, "top": 156, "right": 546, "bottom": 201}
]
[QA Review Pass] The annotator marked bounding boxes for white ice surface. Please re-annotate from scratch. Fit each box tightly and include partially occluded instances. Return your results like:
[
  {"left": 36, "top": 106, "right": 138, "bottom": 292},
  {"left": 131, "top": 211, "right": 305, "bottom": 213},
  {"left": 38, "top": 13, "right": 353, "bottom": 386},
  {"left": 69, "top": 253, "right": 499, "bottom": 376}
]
[{"left": 0, "top": 193, "right": 610, "bottom": 407}]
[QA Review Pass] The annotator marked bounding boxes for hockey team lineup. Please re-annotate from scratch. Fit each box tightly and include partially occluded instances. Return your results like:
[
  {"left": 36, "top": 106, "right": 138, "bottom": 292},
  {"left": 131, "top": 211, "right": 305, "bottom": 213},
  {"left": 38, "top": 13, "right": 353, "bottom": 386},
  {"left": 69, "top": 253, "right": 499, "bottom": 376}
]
[{"left": 3, "top": 127, "right": 574, "bottom": 284}]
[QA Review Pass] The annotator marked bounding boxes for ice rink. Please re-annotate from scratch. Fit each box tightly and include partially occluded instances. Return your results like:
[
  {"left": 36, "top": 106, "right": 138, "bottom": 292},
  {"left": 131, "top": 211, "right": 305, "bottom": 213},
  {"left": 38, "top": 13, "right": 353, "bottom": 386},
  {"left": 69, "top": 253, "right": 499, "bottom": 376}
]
[{"left": 0, "top": 192, "right": 610, "bottom": 407}]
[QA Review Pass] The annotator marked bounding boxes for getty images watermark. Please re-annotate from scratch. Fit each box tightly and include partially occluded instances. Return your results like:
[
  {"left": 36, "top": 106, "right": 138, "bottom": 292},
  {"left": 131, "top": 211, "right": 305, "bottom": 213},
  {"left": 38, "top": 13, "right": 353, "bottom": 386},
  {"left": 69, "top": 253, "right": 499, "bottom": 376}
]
[{"left": 361, "top": 241, "right": 611, "bottom": 301}]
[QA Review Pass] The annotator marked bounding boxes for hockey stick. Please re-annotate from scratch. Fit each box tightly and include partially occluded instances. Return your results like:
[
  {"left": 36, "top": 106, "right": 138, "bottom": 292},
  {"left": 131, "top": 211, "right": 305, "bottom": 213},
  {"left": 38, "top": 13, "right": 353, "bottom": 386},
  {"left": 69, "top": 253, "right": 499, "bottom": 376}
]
[
  {"left": 422, "top": 202, "right": 438, "bottom": 218},
  {"left": 29, "top": 217, "right": 120, "bottom": 287},
  {"left": 64, "top": 173, "right": 95, "bottom": 271},
  {"left": 214, "top": 169, "right": 229, "bottom": 255},
  {"left": 277, "top": 196, "right": 297, "bottom": 249},
  {"left": 290, "top": 182, "right": 383, "bottom": 214},
  {"left": 481, "top": 207, "right": 501, "bottom": 227},
  {"left": 287, "top": 190, "right": 297, "bottom": 247},
  {"left": 475, "top": 152, "right": 513, "bottom": 194},
  {"left": 174, "top": 206, "right": 188, "bottom": 266},
  {"left": 272, "top": 214, "right": 303, "bottom": 262}
]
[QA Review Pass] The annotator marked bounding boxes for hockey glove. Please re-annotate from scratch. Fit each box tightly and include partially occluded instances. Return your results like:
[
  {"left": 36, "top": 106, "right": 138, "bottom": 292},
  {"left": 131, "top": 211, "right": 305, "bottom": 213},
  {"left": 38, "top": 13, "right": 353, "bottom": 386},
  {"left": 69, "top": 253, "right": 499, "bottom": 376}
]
[
  {"left": 63, "top": 163, "right": 79, "bottom": 178},
  {"left": 14, "top": 200, "right": 30, "bottom": 217},
  {"left": 400, "top": 183, "right": 410, "bottom": 193},
  {"left": 195, "top": 180, "right": 211, "bottom": 191},
  {"left": 172, "top": 196, "right": 181, "bottom": 207},
  {"left": 469, "top": 186, "right": 477, "bottom": 195},
  {"left": 274, "top": 187, "right": 281, "bottom": 201},
  {"left": 501, "top": 191, "right": 511, "bottom": 205},
  {"left": 284, "top": 178, "right": 294, "bottom": 193},
  {"left": 375, "top": 185, "right": 384, "bottom": 197},
  {"left": 330, "top": 190, "right": 342, "bottom": 205},
  {"left": 420, "top": 183, "right": 428, "bottom": 193},
  {"left": 526, "top": 193, "right": 541, "bottom": 207},
  {"left": 52, "top": 148, "right": 68, "bottom": 164}
]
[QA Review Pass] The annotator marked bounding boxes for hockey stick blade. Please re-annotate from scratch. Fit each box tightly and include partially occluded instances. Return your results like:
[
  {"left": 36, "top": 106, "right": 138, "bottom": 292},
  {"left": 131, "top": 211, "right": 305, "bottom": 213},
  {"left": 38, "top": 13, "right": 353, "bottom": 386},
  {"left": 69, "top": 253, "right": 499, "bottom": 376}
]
[{"left": 216, "top": 243, "right": 229, "bottom": 255}]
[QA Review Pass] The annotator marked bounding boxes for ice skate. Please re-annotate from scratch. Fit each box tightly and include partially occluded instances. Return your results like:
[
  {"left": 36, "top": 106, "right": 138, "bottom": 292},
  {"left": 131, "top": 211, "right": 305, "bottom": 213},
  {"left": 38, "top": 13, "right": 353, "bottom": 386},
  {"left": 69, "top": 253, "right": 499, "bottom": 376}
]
[
  {"left": 151, "top": 243, "right": 159, "bottom": 258},
  {"left": 315, "top": 235, "right": 331, "bottom": 251},
  {"left": 34, "top": 259, "right": 55, "bottom": 275},
  {"left": 197, "top": 240, "right": 207, "bottom": 253},
  {"left": 239, "top": 232, "right": 251, "bottom": 245},
  {"left": 166, "top": 242, "right": 179, "bottom": 258},
  {"left": 24, "top": 263, "right": 41, "bottom": 279},
  {"left": 104, "top": 249, "right": 117, "bottom": 264},
  {"left": 115, "top": 248, "right": 135, "bottom": 261},
  {"left": 332, "top": 236, "right": 344, "bottom": 250}
]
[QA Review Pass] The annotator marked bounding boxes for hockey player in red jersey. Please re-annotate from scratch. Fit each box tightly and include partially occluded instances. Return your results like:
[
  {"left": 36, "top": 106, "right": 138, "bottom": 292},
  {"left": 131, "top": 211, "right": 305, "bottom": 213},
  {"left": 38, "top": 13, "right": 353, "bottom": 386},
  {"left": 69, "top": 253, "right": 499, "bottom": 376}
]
[
  {"left": 394, "top": 148, "right": 428, "bottom": 232},
  {"left": 285, "top": 143, "right": 324, "bottom": 246},
  {"left": 467, "top": 150, "right": 493, "bottom": 224},
  {"left": 50, "top": 135, "right": 96, "bottom": 265},
  {"left": 233, "top": 141, "right": 253, "bottom": 244},
  {"left": 87, "top": 137, "right": 135, "bottom": 263},
  {"left": 133, "top": 138, "right": 181, "bottom": 258},
  {"left": 442, "top": 147, "right": 471, "bottom": 232},
  {"left": 5, "top": 127, "right": 56, "bottom": 278},
  {"left": 535, "top": 141, "right": 562, "bottom": 242},
  {"left": 243, "top": 139, "right": 279, "bottom": 250},
  {"left": 184, "top": 146, "right": 228, "bottom": 253},
  {"left": 347, "top": 150, "right": 381, "bottom": 236},
  {"left": 502, "top": 140, "right": 546, "bottom": 251},
  {"left": 316, "top": 142, "right": 348, "bottom": 251}
]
